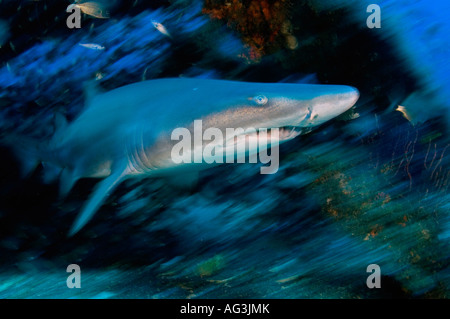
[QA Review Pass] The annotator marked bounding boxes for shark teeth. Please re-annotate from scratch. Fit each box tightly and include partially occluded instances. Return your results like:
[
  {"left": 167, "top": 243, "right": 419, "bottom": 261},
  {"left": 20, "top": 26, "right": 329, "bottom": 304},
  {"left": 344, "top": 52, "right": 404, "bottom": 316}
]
[
  {"left": 278, "top": 126, "right": 303, "bottom": 140},
  {"left": 234, "top": 127, "right": 304, "bottom": 142}
]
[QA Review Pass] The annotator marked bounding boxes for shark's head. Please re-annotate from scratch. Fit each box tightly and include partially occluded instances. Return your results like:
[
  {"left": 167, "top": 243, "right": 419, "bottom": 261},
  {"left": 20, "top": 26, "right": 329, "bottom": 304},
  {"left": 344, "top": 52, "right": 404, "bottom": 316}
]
[
  {"left": 129, "top": 79, "right": 360, "bottom": 174},
  {"left": 198, "top": 81, "right": 360, "bottom": 143},
  {"left": 292, "top": 85, "right": 360, "bottom": 128}
]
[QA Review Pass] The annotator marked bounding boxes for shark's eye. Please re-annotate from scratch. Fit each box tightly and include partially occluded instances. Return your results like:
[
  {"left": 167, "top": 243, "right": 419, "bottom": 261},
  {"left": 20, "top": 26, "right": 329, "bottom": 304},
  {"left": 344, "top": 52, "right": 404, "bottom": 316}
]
[{"left": 253, "top": 95, "right": 268, "bottom": 105}]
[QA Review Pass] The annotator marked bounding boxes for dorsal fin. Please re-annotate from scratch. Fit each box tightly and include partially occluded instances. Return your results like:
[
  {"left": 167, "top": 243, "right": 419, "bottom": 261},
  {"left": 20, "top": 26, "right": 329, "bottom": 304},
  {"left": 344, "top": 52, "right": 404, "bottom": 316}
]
[
  {"left": 83, "top": 80, "right": 104, "bottom": 108},
  {"left": 50, "top": 112, "right": 70, "bottom": 146},
  {"left": 53, "top": 112, "right": 68, "bottom": 134}
]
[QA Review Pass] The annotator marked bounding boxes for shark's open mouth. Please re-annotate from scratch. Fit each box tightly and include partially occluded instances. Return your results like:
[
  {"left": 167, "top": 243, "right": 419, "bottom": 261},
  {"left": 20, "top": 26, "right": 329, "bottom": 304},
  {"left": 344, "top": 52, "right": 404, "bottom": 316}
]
[
  {"left": 278, "top": 126, "right": 306, "bottom": 141},
  {"left": 254, "top": 126, "right": 306, "bottom": 141},
  {"left": 230, "top": 126, "right": 305, "bottom": 144}
]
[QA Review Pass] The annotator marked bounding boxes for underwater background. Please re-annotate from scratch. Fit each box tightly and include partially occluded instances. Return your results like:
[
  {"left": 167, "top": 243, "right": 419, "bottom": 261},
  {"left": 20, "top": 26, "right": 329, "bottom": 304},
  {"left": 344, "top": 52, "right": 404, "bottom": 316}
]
[{"left": 0, "top": 0, "right": 448, "bottom": 298}]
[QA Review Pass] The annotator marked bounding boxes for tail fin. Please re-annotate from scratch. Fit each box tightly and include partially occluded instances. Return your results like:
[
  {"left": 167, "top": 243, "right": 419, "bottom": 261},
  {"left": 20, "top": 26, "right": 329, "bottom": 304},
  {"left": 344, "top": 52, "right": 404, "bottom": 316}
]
[
  {"left": 1, "top": 133, "right": 43, "bottom": 178},
  {"left": 2, "top": 112, "right": 67, "bottom": 180}
]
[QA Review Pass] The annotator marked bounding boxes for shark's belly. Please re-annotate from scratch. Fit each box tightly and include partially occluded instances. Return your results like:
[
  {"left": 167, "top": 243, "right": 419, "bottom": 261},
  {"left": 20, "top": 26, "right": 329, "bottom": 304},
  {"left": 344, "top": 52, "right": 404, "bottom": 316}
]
[{"left": 53, "top": 127, "right": 130, "bottom": 179}]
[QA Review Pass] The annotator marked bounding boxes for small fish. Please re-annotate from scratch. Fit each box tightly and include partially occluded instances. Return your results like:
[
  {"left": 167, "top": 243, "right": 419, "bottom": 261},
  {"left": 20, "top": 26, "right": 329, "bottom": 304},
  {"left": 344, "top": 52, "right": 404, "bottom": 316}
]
[
  {"left": 95, "top": 72, "right": 104, "bottom": 80},
  {"left": 397, "top": 90, "right": 444, "bottom": 125},
  {"left": 396, "top": 105, "right": 412, "bottom": 122},
  {"left": 79, "top": 43, "right": 105, "bottom": 50},
  {"left": 73, "top": 1, "right": 110, "bottom": 19},
  {"left": 151, "top": 20, "right": 172, "bottom": 38}
]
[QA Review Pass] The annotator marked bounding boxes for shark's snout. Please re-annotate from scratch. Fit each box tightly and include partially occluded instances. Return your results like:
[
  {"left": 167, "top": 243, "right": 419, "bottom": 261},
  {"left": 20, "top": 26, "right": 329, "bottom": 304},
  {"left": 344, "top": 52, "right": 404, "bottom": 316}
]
[
  {"left": 303, "top": 86, "right": 359, "bottom": 127},
  {"left": 342, "top": 86, "right": 360, "bottom": 110}
]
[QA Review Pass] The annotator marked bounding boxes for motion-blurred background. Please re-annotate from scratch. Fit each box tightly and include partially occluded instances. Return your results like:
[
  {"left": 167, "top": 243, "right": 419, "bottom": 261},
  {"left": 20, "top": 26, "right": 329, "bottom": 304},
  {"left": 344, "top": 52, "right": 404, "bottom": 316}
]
[{"left": 0, "top": 0, "right": 448, "bottom": 298}]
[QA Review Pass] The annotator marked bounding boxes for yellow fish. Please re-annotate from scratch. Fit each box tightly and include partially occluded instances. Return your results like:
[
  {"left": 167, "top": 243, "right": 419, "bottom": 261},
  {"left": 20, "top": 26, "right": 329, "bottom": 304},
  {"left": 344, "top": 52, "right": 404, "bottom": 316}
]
[
  {"left": 73, "top": 1, "right": 110, "bottom": 19},
  {"left": 396, "top": 105, "right": 412, "bottom": 122}
]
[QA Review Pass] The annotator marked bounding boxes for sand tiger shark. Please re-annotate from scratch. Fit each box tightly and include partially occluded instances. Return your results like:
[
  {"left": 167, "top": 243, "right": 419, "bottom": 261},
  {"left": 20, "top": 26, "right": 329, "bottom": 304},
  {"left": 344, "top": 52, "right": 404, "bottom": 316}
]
[{"left": 8, "top": 78, "right": 359, "bottom": 235}]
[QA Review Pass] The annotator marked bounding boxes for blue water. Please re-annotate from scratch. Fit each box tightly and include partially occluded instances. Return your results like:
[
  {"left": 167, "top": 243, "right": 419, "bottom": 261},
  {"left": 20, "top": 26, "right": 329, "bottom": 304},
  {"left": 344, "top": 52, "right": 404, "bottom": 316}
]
[{"left": 0, "top": 0, "right": 448, "bottom": 298}]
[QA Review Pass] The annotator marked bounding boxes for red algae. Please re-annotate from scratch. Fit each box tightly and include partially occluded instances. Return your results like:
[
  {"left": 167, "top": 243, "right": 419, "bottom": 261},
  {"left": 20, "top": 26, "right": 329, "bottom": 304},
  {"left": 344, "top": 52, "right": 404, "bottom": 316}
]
[{"left": 203, "top": 0, "right": 295, "bottom": 62}]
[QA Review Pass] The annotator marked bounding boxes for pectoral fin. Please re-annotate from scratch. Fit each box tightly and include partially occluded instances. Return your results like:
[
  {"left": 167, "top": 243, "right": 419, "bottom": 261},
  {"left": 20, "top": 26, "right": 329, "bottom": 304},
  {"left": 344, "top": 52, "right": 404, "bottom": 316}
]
[
  {"left": 42, "top": 162, "right": 63, "bottom": 184},
  {"left": 59, "top": 168, "right": 80, "bottom": 198},
  {"left": 68, "top": 167, "right": 128, "bottom": 236}
]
